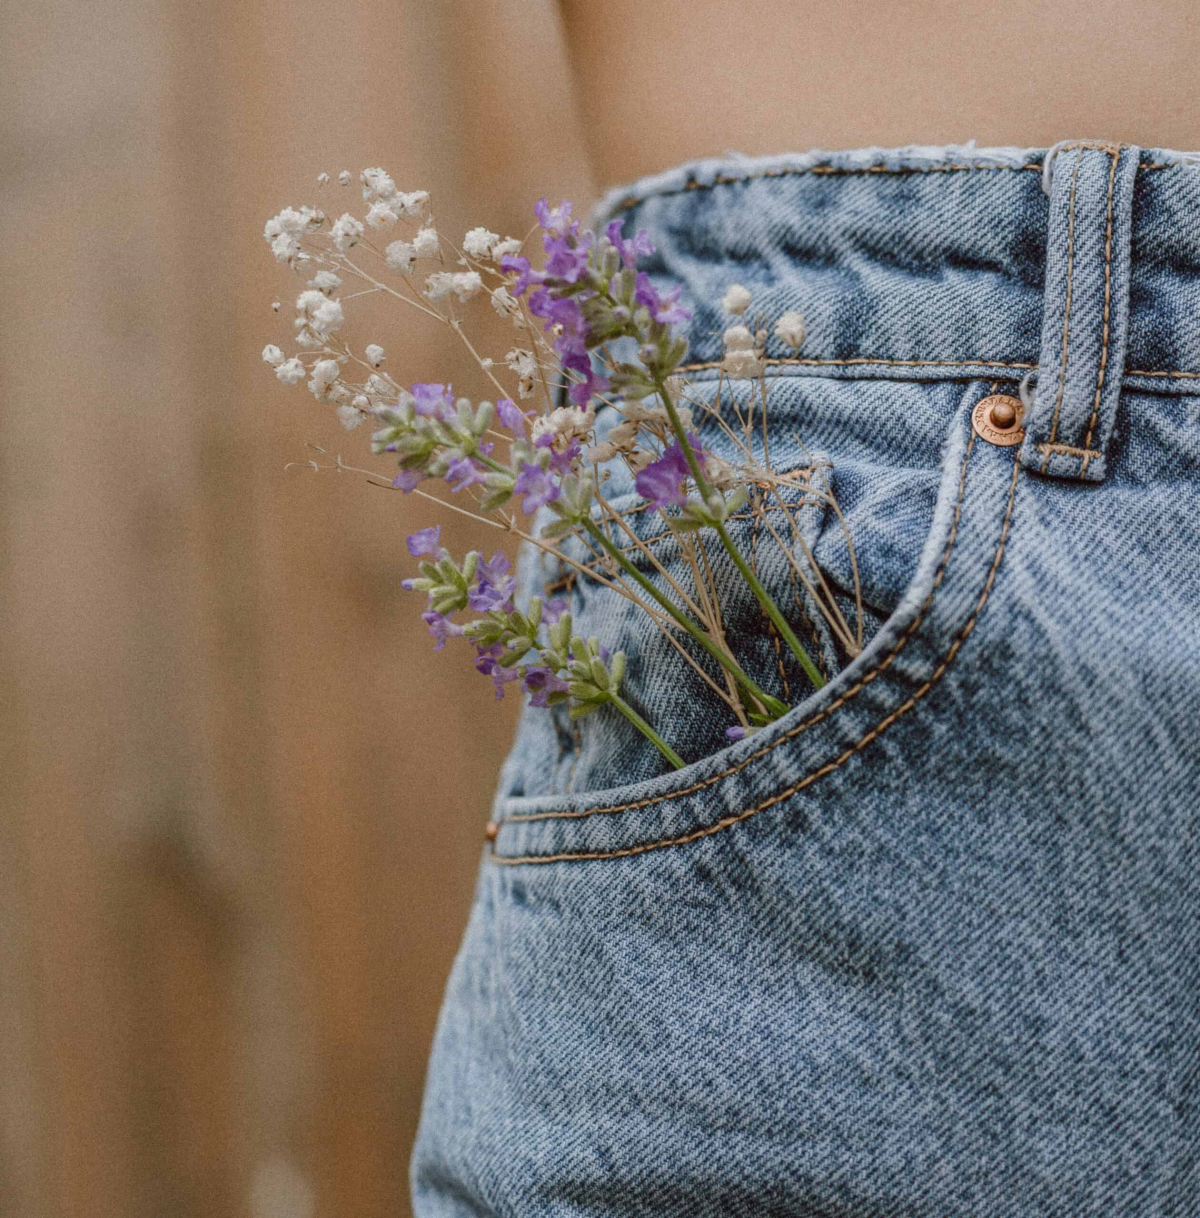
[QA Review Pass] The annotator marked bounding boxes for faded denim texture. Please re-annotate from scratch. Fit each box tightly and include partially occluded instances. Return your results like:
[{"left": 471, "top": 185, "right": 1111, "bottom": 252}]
[{"left": 412, "top": 143, "right": 1200, "bottom": 1215}]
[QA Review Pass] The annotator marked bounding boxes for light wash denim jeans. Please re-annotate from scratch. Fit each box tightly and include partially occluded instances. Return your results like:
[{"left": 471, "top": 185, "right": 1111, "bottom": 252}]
[{"left": 412, "top": 143, "right": 1200, "bottom": 1215}]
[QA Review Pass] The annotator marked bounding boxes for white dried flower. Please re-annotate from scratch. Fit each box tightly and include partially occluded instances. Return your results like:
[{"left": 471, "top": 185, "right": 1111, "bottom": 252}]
[
  {"left": 491, "top": 237, "right": 523, "bottom": 259},
  {"left": 269, "top": 233, "right": 299, "bottom": 263},
  {"left": 723, "top": 324, "right": 756, "bottom": 352},
  {"left": 626, "top": 449, "right": 656, "bottom": 473},
  {"left": 705, "top": 453, "right": 742, "bottom": 490},
  {"left": 271, "top": 301, "right": 281, "bottom": 312},
  {"left": 587, "top": 442, "right": 618, "bottom": 463},
  {"left": 352, "top": 394, "right": 370, "bottom": 411},
  {"left": 396, "top": 190, "right": 429, "bottom": 218},
  {"left": 424, "top": 271, "right": 482, "bottom": 302},
  {"left": 721, "top": 348, "right": 764, "bottom": 379},
  {"left": 275, "top": 358, "right": 306, "bottom": 386},
  {"left": 360, "top": 168, "right": 396, "bottom": 203},
  {"left": 490, "top": 286, "right": 522, "bottom": 324},
  {"left": 335, "top": 403, "right": 365, "bottom": 430},
  {"left": 310, "top": 298, "right": 344, "bottom": 334},
  {"left": 608, "top": 419, "right": 640, "bottom": 447},
  {"left": 463, "top": 227, "right": 499, "bottom": 259},
  {"left": 330, "top": 213, "right": 364, "bottom": 252},
  {"left": 505, "top": 348, "right": 538, "bottom": 377},
  {"left": 316, "top": 172, "right": 330, "bottom": 186},
  {"left": 307, "top": 270, "right": 342, "bottom": 292},
  {"left": 384, "top": 240, "right": 416, "bottom": 274},
  {"left": 310, "top": 359, "right": 340, "bottom": 385},
  {"left": 774, "top": 310, "right": 806, "bottom": 350},
  {"left": 261, "top": 344, "right": 284, "bottom": 366},
  {"left": 364, "top": 343, "right": 385, "bottom": 367},
  {"left": 308, "top": 377, "right": 330, "bottom": 401},
  {"left": 365, "top": 373, "right": 391, "bottom": 397},
  {"left": 365, "top": 200, "right": 399, "bottom": 230},
  {"left": 722, "top": 284, "right": 752, "bottom": 315},
  {"left": 413, "top": 227, "right": 439, "bottom": 258},
  {"left": 338, "top": 170, "right": 352, "bottom": 187},
  {"left": 531, "top": 406, "right": 595, "bottom": 452}
]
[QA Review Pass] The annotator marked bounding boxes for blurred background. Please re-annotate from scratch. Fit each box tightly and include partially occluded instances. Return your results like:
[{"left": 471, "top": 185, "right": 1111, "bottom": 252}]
[{"left": 0, "top": 2, "right": 591, "bottom": 1215}]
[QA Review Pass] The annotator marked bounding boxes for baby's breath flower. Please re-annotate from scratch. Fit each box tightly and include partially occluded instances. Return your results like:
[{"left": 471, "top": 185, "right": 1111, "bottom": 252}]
[
  {"left": 505, "top": 347, "right": 538, "bottom": 399},
  {"left": 365, "top": 343, "right": 386, "bottom": 367},
  {"left": 384, "top": 240, "right": 416, "bottom": 274},
  {"left": 721, "top": 349, "right": 763, "bottom": 379},
  {"left": 271, "top": 301, "right": 281, "bottom": 312},
  {"left": 530, "top": 406, "right": 594, "bottom": 453},
  {"left": 352, "top": 394, "right": 370, "bottom": 411},
  {"left": 335, "top": 403, "right": 365, "bottom": 429},
  {"left": 587, "top": 441, "right": 618, "bottom": 463},
  {"left": 463, "top": 227, "right": 499, "bottom": 259},
  {"left": 722, "top": 284, "right": 752, "bottom": 315},
  {"left": 365, "top": 373, "right": 392, "bottom": 397},
  {"left": 311, "top": 359, "right": 340, "bottom": 385},
  {"left": 424, "top": 271, "right": 482, "bottom": 302},
  {"left": 330, "top": 213, "right": 365, "bottom": 252},
  {"left": 316, "top": 172, "right": 330, "bottom": 186},
  {"left": 413, "top": 227, "right": 440, "bottom": 258},
  {"left": 366, "top": 200, "right": 399, "bottom": 229},
  {"left": 775, "top": 310, "right": 806, "bottom": 350},
  {"left": 723, "top": 324, "right": 755, "bottom": 351},
  {"left": 301, "top": 294, "right": 344, "bottom": 335},
  {"left": 490, "top": 286, "right": 522, "bottom": 324},
  {"left": 307, "top": 270, "right": 341, "bottom": 292},
  {"left": 261, "top": 344, "right": 284, "bottom": 366},
  {"left": 397, "top": 190, "right": 429, "bottom": 218},
  {"left": 275, "top": 357, "right": 306, "bottom": 386},
  {"left": 491, "top": 237, "right": 523, "bottom": 260},
  {"left": 338, "top": 170, "right": 352, "bottom": 187},
  {"left": 360, "top": 167, "right": 396, "bottom": 203}
]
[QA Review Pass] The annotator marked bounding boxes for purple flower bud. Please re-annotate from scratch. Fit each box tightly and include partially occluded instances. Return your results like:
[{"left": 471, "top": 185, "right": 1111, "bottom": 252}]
[
  {"left": 542, "top": 597, "right": 568, "bottom": 625},
  {"left": 392, "top": 468, "right": 424, "bottom": 492},
  {"left": 496, "top": 398, "right": 528, "bottom": 438},
  {"left": 474, "top": 644, "right": 522, "bottom": 699},
  {"left": 523, "top": 666, "right": 570, "bottom": 708},
  {"left": 411, "top": 382, "right": 455, "bottom": 420},
  {"left": 444, "top": 455, "right": 488, "bottom": 493},
  {"left": 406, "top": 525, "right": 441, "bottom": 557},
  {"left": 422, "top": 611, "right": 463, "bottom": 651},
  {"left": 468, "top": 552, "right": 515, "bottom": 613},
  {"left": 513, "top": 462, "right": 561, "bottom": 514},
  {"left": 725, "top": 726, "right": 747, "bottom": 741},
  {"left": 634, "top": 433, "right": 706, "bottom": 509}
]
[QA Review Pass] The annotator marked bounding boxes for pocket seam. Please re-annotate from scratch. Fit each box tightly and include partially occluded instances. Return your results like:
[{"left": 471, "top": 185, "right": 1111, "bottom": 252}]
[{"left": 492, "top": 443, "right": 1019, "bottom": 864}]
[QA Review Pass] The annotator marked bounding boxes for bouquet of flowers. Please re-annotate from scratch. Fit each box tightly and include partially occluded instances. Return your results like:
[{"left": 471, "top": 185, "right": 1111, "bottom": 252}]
[{"left": 261, "top": 169, "right": 861, "bottom": 770}]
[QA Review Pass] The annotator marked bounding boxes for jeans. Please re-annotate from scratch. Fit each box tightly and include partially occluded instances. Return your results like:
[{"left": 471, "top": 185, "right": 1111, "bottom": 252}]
[{"left": 412, "top": 143, "right": 1200, "bottom": 1215}]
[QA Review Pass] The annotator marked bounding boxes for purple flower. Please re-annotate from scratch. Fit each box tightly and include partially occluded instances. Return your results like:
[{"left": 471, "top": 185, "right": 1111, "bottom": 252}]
[
  {"left": 444, "top": 455, "right": 487, "bottom": 493},
  {"left": 411, "top": 382, "right": 455, "bottom": 419},
  {"left": 474, "top": 645, "right": 522, "bottom": 699},
  {"left": 725, "top": 725, "right": 747, "bottom": 741},
  {"left": 542, "top": 229, "right": 593, "bottom": 285},
  {"left": 634, "top": 272, "right": 691, "bottom": 327},
  {"left": 542, "top": 597, "right": 568, "bottom": 625},
  {"left": 562, "top": 350, "right": 611, "bottom": 405},
  {"left": 634, "top": 433, "right": 706, "bottom": 509},
  {"left": 513, "top": 462, "right": 560, "bottom": 514},
  {"left": 392, "top": 467, "right": 424, "bottom": 492},
  {"left": 534, "top": 433, "right": 582, "bottom": 475},
  {"left": 605, "top": 220, "right": 654, "bottom": 269},
  {"left": 496, "top": 398, "right": 528, "bottom": 438},
  {"left": 500, "top": 253, "right": 543, "bottom": 295},
  {"left": 468, "top": 552, "right": 515, "bottom": 613},
  {"left": 422, "top": 611, "right": 463, "bottom": 651},
  {"left": 406, "top": 525, "right": 441, "bottom": 557},
  {"left": 534, "top": 198, "right": 578, "bottom": 240},
  {"left": 523, "top": 666, "right": 570, "bottom": 708}
]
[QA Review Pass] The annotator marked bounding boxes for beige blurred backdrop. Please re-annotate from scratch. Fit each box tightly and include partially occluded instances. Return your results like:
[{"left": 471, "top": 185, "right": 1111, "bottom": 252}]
[{"left": 0, "top": 3, "right": 591, "bottom": 1215}]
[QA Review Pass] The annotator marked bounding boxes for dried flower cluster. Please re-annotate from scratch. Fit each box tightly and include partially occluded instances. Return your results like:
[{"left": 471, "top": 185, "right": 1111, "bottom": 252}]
[{"left": 261, "top": 170, "right": 859, "bottom": 769}]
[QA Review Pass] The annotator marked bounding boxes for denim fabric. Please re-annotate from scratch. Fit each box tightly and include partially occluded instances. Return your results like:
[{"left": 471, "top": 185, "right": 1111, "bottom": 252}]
[{"left": 412, "top": 143, "right": 1200, "bottom": 1215}]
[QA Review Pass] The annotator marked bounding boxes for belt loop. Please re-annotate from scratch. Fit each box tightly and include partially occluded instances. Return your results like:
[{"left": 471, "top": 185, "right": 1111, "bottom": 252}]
[{"left": 1020, "top": 142, "right": 1139, "bottom": 482}]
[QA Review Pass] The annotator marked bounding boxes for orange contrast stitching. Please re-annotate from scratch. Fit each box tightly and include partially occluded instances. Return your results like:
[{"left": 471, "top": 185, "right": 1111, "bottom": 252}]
[
  {"left": 1043, "top": 146, "right": 1085, "bottom": 470},
  {"left": 674, "top": 356, "right": 1200, "bottom": 380},
  {"left": 503, "top": 431, "right": 978, "bottom": 828},
  {"left": 1035, "top": 441, "right": 1104, "bottom": 458},
  {"left": 1080, "top": 149, "right": 1120, "bottom": 478},
  {"left": 492, "top": 448, "right": 1020, "bottom": 864}
]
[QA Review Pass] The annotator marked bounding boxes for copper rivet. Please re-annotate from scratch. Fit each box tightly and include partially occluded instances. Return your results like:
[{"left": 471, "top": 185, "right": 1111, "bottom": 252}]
[
  {"left": 971, "top": 394, "right": 1025, "bottom": 447},
  {"left": 484, "top": 821, "right": 500, "bottom": 842},
  {"left": 990, "top": 399, "right": 1017, "bottom": 430}
]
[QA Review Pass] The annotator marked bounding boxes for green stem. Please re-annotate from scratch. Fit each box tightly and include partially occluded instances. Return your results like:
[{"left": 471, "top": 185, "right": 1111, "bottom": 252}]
[
  {"left": 582, "top": 519, "right": 788, "bottom": 718},
  {"left": 653, "top": 375, "right": 825, "bottom": 690},
  {"left": 610, "top": 694, "right": 685, "bottom": 769}
]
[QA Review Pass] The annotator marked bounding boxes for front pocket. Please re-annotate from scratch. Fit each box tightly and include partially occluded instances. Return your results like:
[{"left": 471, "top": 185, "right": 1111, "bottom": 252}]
[{"left": 495, "top": 376, "right": 1002, "bottom": 805}]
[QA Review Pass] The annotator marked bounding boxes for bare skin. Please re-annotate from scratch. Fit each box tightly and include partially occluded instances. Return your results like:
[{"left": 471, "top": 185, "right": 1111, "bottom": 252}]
[{"left": 558, "top": 0, "right": 1200, "bottom": 188}]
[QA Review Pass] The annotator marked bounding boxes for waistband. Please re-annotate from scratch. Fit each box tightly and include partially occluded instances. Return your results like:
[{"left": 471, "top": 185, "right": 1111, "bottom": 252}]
[{"left": 594, "top": 141, "right": 1200, "bottom": 483}]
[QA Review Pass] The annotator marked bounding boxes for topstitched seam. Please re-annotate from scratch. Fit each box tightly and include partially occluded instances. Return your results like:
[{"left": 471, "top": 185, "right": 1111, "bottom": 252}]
[
  {"left": 1043, "top": 145, "right": 1084, "bottom": 470},
  {"left": 501, "top": 429, "right": 978, "bottom": 827},
  {"left": 491, "top": 447, "right": 1021, "bottom": 864},
  {"left": 1080, "top": 148, "right": 1120, "bottom": 478},
  {"left": 607, "top": 151, "right": 1188, "bottom": 215},
  {"left": 673, "top": 356, "right": 1200, "bottom": 379}
]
